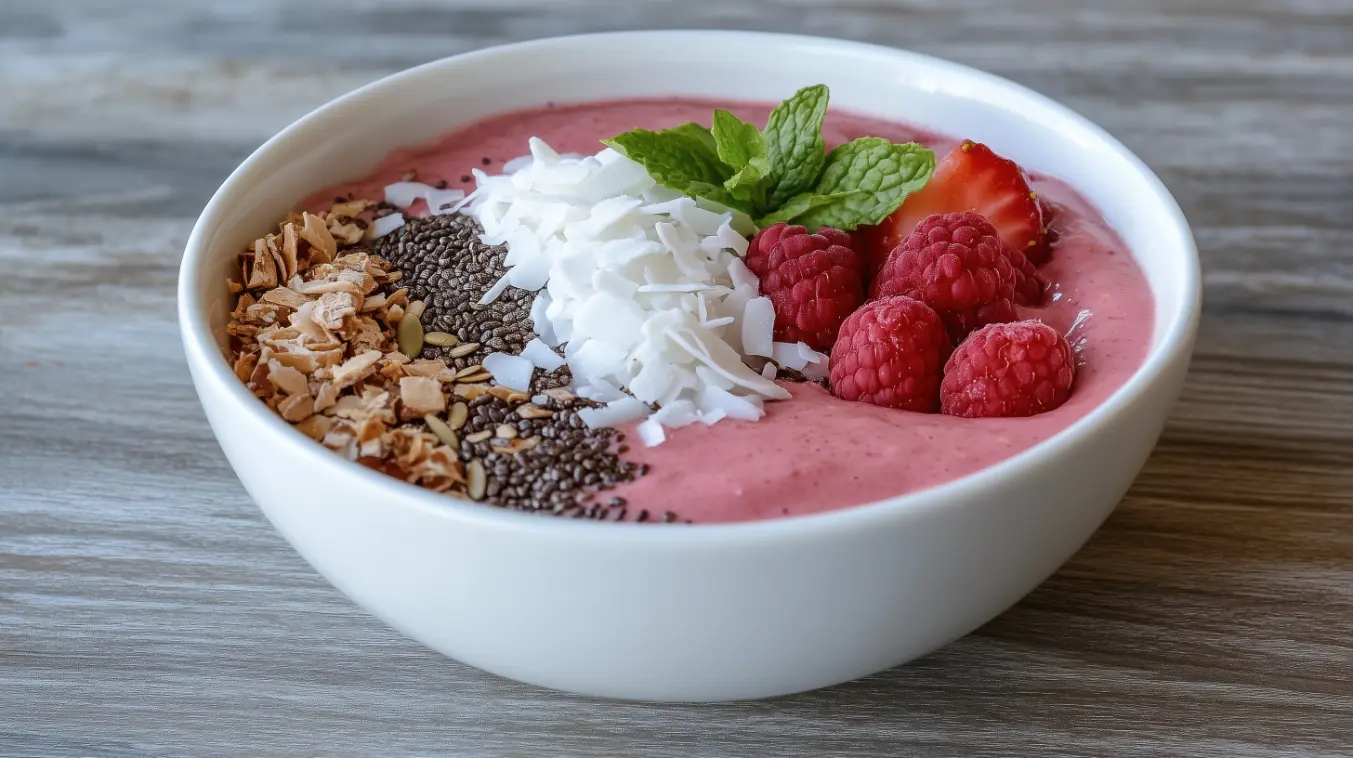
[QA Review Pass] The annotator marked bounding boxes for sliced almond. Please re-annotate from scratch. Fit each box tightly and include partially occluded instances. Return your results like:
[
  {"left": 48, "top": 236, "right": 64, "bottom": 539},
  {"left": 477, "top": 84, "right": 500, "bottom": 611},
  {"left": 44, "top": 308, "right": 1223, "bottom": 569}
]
[
  {"left": 495, "top": 424, "right": 518, "bottom": 440},
  {"left": 406, "top": 300, "right": 426, "bottom": 319}
]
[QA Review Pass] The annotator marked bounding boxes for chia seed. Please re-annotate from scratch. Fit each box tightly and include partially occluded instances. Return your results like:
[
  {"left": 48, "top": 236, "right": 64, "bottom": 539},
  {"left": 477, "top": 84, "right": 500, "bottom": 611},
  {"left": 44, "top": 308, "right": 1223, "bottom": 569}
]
[{"left": 372, "top": 214, "right": 569, "bottom": 389}]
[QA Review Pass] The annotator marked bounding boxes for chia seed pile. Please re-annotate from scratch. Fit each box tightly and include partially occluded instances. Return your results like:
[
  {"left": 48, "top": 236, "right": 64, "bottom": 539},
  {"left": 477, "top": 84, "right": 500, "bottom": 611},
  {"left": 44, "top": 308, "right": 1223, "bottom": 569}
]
[
  {"left": 373, "top": 213, "right": 569, "bottom": 389},
  {"left": 376, "top": 213, "right": 671, "bottom": 521}
]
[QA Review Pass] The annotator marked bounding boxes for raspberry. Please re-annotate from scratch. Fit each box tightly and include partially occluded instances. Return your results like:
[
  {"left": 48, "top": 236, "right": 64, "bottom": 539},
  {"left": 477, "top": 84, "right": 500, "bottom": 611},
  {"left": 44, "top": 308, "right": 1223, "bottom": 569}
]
[
  {"left": 1009, "top": 247, "right": 1048, "bottom": 306},
  {"left": 746, "top": 223, "right": 864, "bottom": 351},
  {"left": 940, "top": 320, "right": 1075, "bottom": 418},
  {"left": 829, "top": 296, "right": 951, "bottom": 412},
  {"left": 870, "top": 211, "right": 1018, "bottom": 340}
]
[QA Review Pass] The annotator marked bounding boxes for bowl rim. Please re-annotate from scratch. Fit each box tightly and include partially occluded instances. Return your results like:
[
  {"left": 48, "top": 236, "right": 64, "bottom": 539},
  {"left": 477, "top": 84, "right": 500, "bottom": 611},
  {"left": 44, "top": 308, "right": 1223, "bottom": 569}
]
[{"left": 178, "top": 29, "right": 1201, "bottom": 540}]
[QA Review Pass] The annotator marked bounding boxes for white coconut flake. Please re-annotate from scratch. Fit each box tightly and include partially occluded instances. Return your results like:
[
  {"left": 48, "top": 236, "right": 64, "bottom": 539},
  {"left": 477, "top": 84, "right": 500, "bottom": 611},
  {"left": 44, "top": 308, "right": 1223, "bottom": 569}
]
[
  {"left": 771, "top": 341, "right": 809, "bottom": 371},
  {"left": 520, "top": 338, "right": 565, "bottom": 371},
  {"left": 761, "top": 362, "right": 777, "bottom": 380},
  {"left": 636, "top": 417, "right": 666, "bottom": 447},
  {"left": 464, "top": 137, "right": 794, "bottom": 444},
  {"left": 742, "top": 297, "right": 776, "bottom": 358},
  {"left": 578, "top": 397, "right": 650, "bottom": 428},
  {"left": 366, "top": 213, "right": 406, "bottom": 239},
  {"left": 384, "top": 181, "right": 432, "bottom": 209},
  {"left": 482, "top": 352, "right": 534, "bottom": 392},
  {"left": 478, "top": 272, "right": 512, "bottom": 305},
  {"left": 426, "top": 188, "right": 467, "bottom": 215}
]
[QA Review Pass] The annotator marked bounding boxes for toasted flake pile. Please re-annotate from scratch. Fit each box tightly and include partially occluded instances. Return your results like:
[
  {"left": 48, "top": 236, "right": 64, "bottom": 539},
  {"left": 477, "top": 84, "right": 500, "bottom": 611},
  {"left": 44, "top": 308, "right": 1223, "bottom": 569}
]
[
  {"left": 228, "top": 202, "right": 466, "bottom": 491},
  {"left": 464, "top": 138, "right": 821, "bottom": 444}
]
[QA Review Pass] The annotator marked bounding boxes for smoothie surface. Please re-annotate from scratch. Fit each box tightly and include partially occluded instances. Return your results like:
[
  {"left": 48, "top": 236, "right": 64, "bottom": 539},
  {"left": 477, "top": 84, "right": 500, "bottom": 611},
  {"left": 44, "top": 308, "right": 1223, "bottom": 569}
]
[{"left": 308, "top": 98, "right": 1155, "bottom": 523}]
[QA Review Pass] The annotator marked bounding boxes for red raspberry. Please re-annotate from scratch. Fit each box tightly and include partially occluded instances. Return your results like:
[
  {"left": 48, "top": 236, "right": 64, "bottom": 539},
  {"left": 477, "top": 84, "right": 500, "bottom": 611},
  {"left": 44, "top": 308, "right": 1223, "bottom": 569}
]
[
  {"left": 829, "top": 296, "right": 951, "bottom": 412},
  {"left": 746, "top": 223, "right": 863, "bottom": 351},
  {"left": 870, "top": 212, "right": 1018, "bottom": 340},
  {"left": 940, "top": 320, "right": 1075, "bottom": 418},
  {"left": 1009, "top": 248, "right": 1048, "bottom": 306}
]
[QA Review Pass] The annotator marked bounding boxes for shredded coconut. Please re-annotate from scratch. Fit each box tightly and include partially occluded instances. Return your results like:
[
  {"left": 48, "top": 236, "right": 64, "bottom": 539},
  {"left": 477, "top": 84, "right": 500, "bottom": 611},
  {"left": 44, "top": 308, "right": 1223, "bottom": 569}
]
[{"left": 463, "top": 138, "right": 805, "bottom": 444}]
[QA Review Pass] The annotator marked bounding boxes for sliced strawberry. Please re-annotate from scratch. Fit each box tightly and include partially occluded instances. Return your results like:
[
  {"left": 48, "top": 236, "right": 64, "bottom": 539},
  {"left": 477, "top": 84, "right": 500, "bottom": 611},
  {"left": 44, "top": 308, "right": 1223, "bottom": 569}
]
[{"left": 863, "top": 140, "right": 1048, "bottom": 270}]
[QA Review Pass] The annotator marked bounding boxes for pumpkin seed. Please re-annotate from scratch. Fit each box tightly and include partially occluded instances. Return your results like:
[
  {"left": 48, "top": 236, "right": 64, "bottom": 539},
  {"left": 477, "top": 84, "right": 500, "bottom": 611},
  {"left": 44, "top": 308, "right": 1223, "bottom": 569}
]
[
  {"left": 448, "top": 342, "right": 480, "bottom": 358},
  {"left": 423, "top": 414, "right": 459, "bottom": 450},
  {"left": 448, "top": 402, "right": 469, "bottom": 431},
  {"left": 467, "top": 459, "right": 486, "bottom": 500},
  {"left": 465, "top": 430, "right": 492, "bottom": 443},
  {"left": 406, "top": 300, "right": 426, "bottom": 319},
  {"left": 424, "top": 331, "right": 459, "bottom": 347},
  {"left": 396, "top": 310, "right": 424, "bottom": 358}
]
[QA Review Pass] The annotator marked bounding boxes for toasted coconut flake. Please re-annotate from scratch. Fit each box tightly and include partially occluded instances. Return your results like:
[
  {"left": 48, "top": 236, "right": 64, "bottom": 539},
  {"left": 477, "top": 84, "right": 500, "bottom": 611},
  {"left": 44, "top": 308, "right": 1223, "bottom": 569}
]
[
  {"left": 266, "top": 360, "right": 310, "bottom": 396},
  {"left": 311, "top": 291, "right": 359, "bottom": 332},
  {"left": 294, "top": 414, "right": 332, "bottom": 440},
  {"left": 260, "top": 286, "right": 311, "bottom": 310},
  {"left": 404, "top": 358, "right": 457, "bottom": 381},
  {"left": 452, "top": 383, "right": 493, "bottom": 400},
  {"left": 233, "top": 352, "right": 259, "bottom": 382},
  {"left": 328, "top": 217, "right": 364, "bottom": 247},
  {"left": 328, "top": 199, "right": 372, "bottom": 220},
  {"left": 246, "top": 238, "right": 278, "bottom": 289},
  {"left": 278, "top": 392, "right": 315, "bottom": 422},
  {"left": 332, "top": 350, "right": 383, "bottom": 388},
  {"left": 313, "top": 381, "right": 338, "bottom": 412},
  {"left": 516, "top": 403, "right": 553, "bottom": 419},
  {"left": 280, "top": 222, "right": 302, "bottom": 281},
  {"left": 399, "top": 376, "right": 446, "bottom": 416}
]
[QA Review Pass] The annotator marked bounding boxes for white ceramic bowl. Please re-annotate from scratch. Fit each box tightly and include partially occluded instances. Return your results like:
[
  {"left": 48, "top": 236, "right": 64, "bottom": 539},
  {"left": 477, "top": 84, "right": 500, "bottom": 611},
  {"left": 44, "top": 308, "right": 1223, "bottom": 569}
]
[{"left": 179, "top": 31, "right": 1199, "bottom": 701}]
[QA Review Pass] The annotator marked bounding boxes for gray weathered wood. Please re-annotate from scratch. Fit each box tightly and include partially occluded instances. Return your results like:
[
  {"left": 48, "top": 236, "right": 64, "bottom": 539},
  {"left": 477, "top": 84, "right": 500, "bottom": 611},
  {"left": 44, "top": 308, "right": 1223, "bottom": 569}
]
[{"left": 2, "top": 0, "right": 1352, "bottom": 755}]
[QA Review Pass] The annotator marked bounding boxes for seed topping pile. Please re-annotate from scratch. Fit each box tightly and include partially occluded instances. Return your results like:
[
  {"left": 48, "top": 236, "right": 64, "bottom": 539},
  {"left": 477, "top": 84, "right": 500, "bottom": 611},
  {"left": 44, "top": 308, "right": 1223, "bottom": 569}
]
[
  {"left": 226, "top": 200, "right": 644, "bottom": 519},
  {"left": 372, "top": 213, "right": 570, "bottom": 390}
]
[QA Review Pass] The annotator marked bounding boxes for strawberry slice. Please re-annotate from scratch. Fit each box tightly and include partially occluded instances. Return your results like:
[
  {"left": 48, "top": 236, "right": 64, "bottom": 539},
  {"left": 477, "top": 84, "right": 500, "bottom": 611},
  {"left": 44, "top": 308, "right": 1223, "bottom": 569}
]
[{"left": 863, "top": 140, "right": 1048, "bottom": 274}]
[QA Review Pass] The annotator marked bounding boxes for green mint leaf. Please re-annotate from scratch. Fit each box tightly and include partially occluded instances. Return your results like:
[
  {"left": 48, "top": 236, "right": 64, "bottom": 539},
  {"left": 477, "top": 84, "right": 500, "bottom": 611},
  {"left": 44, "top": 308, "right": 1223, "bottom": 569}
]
[
  {"left": 755, "top": 191, "right": 864, "bottom": 228},
  {"left": 762, "top": 84, "right": 830, "bottom": 207},
  {"left": 795, "top": 138, "right": 935, "bottom": 230},
  {"left": 711, "top": 110, "right": 766, "bottom": 170},
  {"left": 604, "top": 123, "right": 734, "bottom": 206},
  {"left": 711, "top": 110, "right": 771, "bottom": 210}
]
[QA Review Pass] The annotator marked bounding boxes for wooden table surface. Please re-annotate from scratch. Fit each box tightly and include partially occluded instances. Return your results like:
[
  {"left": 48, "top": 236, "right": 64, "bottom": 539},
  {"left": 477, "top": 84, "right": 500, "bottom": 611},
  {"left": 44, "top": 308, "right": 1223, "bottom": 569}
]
[{"left": 3, "top": 1, "right": 1351, "bottom": 755}]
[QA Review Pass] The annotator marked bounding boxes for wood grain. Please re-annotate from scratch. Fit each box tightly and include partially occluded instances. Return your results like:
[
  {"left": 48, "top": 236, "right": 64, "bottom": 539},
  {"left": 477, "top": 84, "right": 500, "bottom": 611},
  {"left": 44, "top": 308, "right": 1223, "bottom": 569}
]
[{"left": 2, "top": 1, "right": 1351, "bottom": 755}]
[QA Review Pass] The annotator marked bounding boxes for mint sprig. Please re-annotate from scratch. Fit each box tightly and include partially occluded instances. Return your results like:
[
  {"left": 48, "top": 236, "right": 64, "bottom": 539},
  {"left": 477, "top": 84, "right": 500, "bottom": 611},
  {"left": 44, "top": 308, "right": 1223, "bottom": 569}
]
[{"left": 605, "top": 85, "right": 935, "bottom": 232}]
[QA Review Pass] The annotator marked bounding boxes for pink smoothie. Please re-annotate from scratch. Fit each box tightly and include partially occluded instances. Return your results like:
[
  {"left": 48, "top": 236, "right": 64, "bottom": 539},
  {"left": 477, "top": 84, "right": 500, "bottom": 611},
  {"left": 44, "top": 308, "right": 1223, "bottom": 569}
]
[{"left": 310, "top": 99, "right": 1154, "bottom": 524}]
